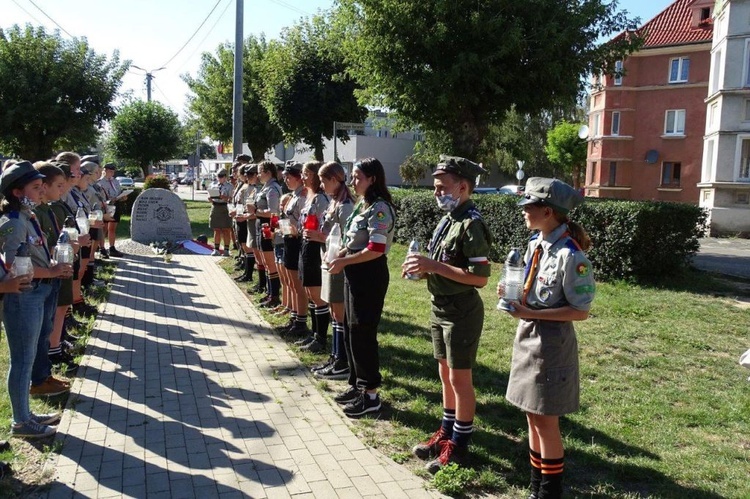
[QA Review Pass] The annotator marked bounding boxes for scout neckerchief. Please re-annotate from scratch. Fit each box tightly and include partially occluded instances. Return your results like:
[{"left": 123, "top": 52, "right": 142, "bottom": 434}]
[
  {"left": 428, "top": 215, "right": 451, "bottom": 258},
  {"left": 20, "top": 210, "right": 52, "bottom": 261},
  {"left": 521, "top": 229, "right": 571, "bottom": 306},
  {"left": 341, "top": 199, "right": 363, "bottom": 246}
]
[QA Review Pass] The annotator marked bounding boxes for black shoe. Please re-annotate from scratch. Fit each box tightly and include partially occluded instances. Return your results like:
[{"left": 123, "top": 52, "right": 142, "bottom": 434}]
[
  {"left": 294, "top": 335, "right": 314, "bottom": 346},
  {"left": 315, "top": 359, "right": 350, "bottom": 380},
  {"left": 108, "top": 247, "right": 124, "bottom": 258},
  {"left": 49, "top": 352, "right": 78, "bottom": 374},
  {"left": 251, "top": 283, "right": 266, "bottom": 294},
  {"left": 334, "top": 386, "right": 360, "bottom": 405},
  {"left": 98, "top": 248, "right": 110, "bottom": 259},
  {"left": 234, "top": 274, "right": 251, "bottom": 282},
  {"left": 301, "top": 340, "right": 325, "bottom": 353},
  {"left": 0, "top": 440, "right": 10, "bottom": 452},
  {"left": 0, "top": 460, "right": 11, "bottom": 480},
  {"left": 343, "top": 392, "right": 381, "bottom": 418},
  {"left": 311, "top": 355, "right": 335, "bottom": 373},
  {"left": 259, "top": 297, "right": 280, "bottom": 308}
]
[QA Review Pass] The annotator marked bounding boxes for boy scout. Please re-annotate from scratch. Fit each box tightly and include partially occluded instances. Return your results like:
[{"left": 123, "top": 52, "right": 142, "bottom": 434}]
[{"left": 402, "top": 155, "right": 492, "bottom": 473}]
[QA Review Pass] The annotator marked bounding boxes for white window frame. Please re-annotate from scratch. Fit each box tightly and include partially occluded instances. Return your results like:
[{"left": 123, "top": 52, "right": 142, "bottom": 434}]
[
  {"left": 709, "top": 102, "right": 718, "bottom": 128},
  {"left": 711, "top": 49, "right": 722, "bottom": 94},
  {"left": 664, "top": 109, "right": 686, "bottom": 136},
  {"left": 703, "top": 139, "right": 715, "bottom": 182},
  {"left": 611, "top": 111, "right": 621, "bottom": 136},
  {"left": 669, "top": 57, "right": 690, "bottom": 83},
  {"left": 736, "top": 135, "right": 750, "bottom": 181},
  {"left": 744, "top": 39, "right": 750, "bottom": 88},
  {"left": 614, "top": 60, "right": 623, "bottom": 86}
]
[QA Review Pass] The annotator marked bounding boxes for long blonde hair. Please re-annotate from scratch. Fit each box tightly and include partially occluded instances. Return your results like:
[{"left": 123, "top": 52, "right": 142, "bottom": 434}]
[{"left": 319, "top": 161, "right": 354, "bottom": 205}]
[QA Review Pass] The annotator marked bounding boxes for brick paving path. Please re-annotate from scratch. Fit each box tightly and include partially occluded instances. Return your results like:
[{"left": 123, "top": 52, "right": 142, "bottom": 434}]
[{"left": 44, "top": 254, "right": 441, "bottom": 498}]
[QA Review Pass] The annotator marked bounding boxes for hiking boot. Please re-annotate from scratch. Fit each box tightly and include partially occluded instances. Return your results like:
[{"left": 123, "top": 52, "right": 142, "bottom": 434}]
[
  {"left": 30, "top": 412, "right": 61, "bottom": 426},
  {"left": 10, "top": 420, "right": 56, "bottom": 439},
  {"left": 334, "top": 385, "right": 360, "bottom": 405},
  {"left": 413, "top": 428, "right": 450, "bottom": 460},
  {"left": 343, "top": 392, "right": 381, "bottom": 418},
  {"left": 315, "top": 359, "right": 350, "bottom": 380},
  {"left": 300, "top": 340, "right": 325, "bottom": 353},
  {"left": 108, "top": 247, "right": 124, "bottom": 258},
  {"left": 426, "top": 440, "right": 468, "bottom": 474},
  {"left": 259, "top": 296, "right": 280, "bottom": 308},
  {"left": 30, "top": 376, "right": 70, "bottom": 397}
]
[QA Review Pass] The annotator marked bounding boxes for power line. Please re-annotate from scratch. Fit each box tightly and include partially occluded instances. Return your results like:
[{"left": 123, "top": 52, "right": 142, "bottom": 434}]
[
  {"left": 160, "top": 0, "right": 224, "bottom": 69},
  {"left": 152, "top": 81, "right": 176, "bottom": 110},
  {"left": 11, "top": 0, "right": 44, "bottom": 26},
  {"left": 25, "top": 0, "right": 74, "bottom": 38},
  {"left": 268, "top": 0, "right": 309, "bottom": 17},
  {"left": 175, "top": 0, "right": 233, "bottom": 74}
]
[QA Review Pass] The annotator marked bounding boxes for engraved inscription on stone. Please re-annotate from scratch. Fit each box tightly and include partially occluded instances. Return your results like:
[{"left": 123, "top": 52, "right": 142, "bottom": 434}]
[{"left": 130, "top": 188, "right": 192, "bottom": 244}]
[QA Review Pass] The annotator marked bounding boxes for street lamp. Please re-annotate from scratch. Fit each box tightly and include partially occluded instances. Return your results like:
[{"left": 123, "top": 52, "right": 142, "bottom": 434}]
[{"left": 131, "top": 65, "right": 166, "bottom": 102}]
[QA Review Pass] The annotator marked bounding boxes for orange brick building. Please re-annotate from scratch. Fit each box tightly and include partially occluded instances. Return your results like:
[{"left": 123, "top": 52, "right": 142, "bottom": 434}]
[{"left": 585, "top": 0, "right": 715, "bottom": 203}]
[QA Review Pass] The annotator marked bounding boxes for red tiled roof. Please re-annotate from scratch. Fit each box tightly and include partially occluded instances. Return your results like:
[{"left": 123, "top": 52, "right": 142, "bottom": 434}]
[{"left": 634, "top": 0, "right": 713, "bottom": 48}]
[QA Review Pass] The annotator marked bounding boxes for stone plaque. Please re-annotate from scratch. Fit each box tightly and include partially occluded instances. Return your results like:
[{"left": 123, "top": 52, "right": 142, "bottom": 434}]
[{"left": 130, "top": 188, "right": 192, "bottom": 244}]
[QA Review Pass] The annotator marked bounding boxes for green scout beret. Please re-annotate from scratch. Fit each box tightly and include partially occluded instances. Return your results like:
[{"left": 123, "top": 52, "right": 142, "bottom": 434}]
[
  {"left": 518, "top": 177, "right": 583, "bottom": 214},
  {"left": 433, "top": 155, "right": 487, "bottom": 181},
  {"left": 0, "top": 160, "right": 46, "bottom": 195}
]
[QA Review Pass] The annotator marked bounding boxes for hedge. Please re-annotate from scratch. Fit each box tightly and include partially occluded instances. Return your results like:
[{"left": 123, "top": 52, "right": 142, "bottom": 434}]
[{"left": 389, "top": 190, "right": 708, "bottom": 281}]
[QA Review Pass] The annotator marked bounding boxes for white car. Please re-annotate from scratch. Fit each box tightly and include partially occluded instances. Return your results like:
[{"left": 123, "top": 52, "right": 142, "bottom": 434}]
[
  {"left": 499, "top": 184, "right": 524, "bottom": 195},
  {"left": 117, "top": 177, "right": 135, "bottom": 188}
]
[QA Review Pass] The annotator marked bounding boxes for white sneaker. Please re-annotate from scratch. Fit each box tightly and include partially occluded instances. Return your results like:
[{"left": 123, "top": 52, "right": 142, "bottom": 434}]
[{"left": 211, "top": 249, "right": 220, "bottom": 256}]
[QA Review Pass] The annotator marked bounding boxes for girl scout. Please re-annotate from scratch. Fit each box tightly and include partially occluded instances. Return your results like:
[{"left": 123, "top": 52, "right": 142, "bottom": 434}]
[{"left": 499, "top": 177, "right": 595, "bottom": 499}]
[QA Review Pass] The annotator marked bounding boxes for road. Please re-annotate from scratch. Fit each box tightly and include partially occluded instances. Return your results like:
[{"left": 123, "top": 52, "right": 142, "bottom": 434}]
[{"left": 692, "top": 238, "right": 750, "bottom": 280}]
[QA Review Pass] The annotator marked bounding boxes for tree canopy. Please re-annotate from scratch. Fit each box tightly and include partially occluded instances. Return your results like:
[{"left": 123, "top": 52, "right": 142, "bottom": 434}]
[
  {"left": 183, "top": 35, "right": 282, "bottom": 162},
  {"left": 0, "top": 25, "right": 128, "bottom": 160},
  {"left": 336, "top": 0, "right": 641, "bottom": 159},
  {"left": 107, "top": 100, "right": 182, "bottom": 177},
  {"left": 259, "top": 14, "right": 366, "bottom": 160},
  {"left": 545, "top": 120, "right": 588, "bottom": 188}
]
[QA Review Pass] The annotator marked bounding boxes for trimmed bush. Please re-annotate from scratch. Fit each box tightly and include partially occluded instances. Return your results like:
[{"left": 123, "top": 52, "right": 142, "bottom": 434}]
[
  {"left": 390, "top": 190, "right": 708, "bottom": 281},
  {"left": 143, "top": 174, "right": 171, "bottom": 190},
  {"left": 122, "top": 187, "right": 142, "bottom": 215}
]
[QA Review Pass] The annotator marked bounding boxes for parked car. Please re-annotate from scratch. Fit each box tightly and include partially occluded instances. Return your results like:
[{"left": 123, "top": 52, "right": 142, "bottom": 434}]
[
  {"left": 117, "top": 177, "right": 135, "bottom": 188},
  {"left": 499, "top": 184, "right": 524, "bottom": 195}
]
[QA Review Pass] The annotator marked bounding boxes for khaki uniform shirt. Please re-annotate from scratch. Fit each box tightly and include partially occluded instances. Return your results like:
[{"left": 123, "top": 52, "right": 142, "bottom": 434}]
[
  {"left": 343, "top": 199, "right": 395, "bottom": 254},
  {"left": 523, "top": 223, "right": 595, "bottom": 311},
  {"left": 427, "top": 199, "right": 492, "bottom": 297},
  {"left": 0, "top": 209, "right": 51, "bottom": 269}
]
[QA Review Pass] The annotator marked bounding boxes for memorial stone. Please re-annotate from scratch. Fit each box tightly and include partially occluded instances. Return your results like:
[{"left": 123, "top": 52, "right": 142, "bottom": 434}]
[{"left": 130, "top": 188, "right": 192, "bottom": 244}]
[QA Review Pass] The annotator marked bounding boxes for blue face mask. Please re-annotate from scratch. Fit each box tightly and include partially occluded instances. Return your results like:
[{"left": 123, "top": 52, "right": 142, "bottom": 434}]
[
  {"left": 436, "top": 188, "right": 461, "bottom": 212},
  {"left": 20, "top": 196, "right": 37, "bottom": 209}
]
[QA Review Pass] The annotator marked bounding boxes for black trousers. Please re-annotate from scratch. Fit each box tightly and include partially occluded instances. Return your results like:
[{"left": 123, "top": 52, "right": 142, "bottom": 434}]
[{"left": 343, "top": 254, "right": 389, "bottom": 391}]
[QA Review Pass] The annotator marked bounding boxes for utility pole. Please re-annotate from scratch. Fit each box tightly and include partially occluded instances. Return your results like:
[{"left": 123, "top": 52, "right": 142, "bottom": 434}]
[
  {"left": 131, "top": 65, "right": 165, "bottom": 102},
  {"left": 232, "top": 0, "right": 244, "bottom": 159}
]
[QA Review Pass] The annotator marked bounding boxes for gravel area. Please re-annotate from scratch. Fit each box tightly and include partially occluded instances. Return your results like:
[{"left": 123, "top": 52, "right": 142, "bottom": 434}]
[{"left": 115, "top": 239, "right": 196, "bottom": 256}]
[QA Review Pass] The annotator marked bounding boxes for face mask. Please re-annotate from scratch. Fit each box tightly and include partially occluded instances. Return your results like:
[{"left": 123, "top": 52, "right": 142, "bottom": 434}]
[
  {"left": 20, "top": 196, "right": 37, "bottom": 209},
  {"left": 436, "top": 188, "right": 461, "bottom": 212}
]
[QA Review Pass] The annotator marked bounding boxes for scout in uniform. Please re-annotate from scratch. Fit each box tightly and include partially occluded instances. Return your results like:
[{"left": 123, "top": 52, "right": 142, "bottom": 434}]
[
  {"left": 208, "top": 170, "right": 234, "bottom": 256},
  {"left": 327, "top": 158, "right": 395, "bottom": 418},
  {"left": 252, "top": 161, "right": 283, "bottom": 306},
  {"left": 402, "top": 155, "right": 492, "bottom": 473},
  {"left": 499, "top": 177, "right": 595, "bottom": 499}
]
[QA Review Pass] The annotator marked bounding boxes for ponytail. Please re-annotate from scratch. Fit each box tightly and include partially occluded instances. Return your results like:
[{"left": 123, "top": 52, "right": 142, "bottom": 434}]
[{"left": 567, "top": 220, "right": 591, "bottom": 251}]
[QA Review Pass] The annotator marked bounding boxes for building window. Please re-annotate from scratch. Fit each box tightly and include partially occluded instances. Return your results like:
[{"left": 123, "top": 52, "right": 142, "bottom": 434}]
[
  {"left": 589, "top": 161, "right": 597, "bottom": 185},
  {"left": 611, "top": 111, "right": 621, "bottom": 135},
  {"left": 703, "top": 139, "right": 714, "bottom": 182},
  {"left": 736, "top": 192, "right": 750, "bottom": 205},
  {"left": 700, "top": 7, "right": 711, "bottom": 22},
  {"left": 709, "top": 103, "right": 718, "bottom": 128},
  {"left": 711, "top": 50, "right": 722, "bottom": 93},
  {"left": 614, "top": 60, "right": 623, "bottom": 86},
  {"left": 662, "top": 162, "right": 681, "bottom": 186},
  {"left": 745, "top": 100, "right": 750, "bottom": 121},
  {"left": 664, "top": 110, "right": 686, "bottom": 135},
  {"left": 592, "top": 113, "right": 601, "bottom": 137},
  {"left": 746, "top": 40, "right": 750, "bottom": 87},
  {"left": 741, "top": 139, "right": 750, "bottom": 180},
  {"left": 669, "top": 57, "right": 690, "bottom": 83},
  {"left": 608, "top": 162, "right": 617, "bottom": 185}
]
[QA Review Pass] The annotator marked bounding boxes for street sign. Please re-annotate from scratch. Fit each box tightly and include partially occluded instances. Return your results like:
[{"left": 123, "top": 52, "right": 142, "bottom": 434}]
[
  {"left": 336, "top": 122, "right": 365, "bottom": 132},
  {"left": 516, "top": 169, "right": 525, "bottom": 181},
  {"left": 187, "top": 153, "right": 199, "bottom": 167}
]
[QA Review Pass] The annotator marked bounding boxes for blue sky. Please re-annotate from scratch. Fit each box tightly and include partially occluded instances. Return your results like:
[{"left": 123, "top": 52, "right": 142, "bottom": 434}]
[{"left": 1, "top": 0, "right": 674, "bottom": 118}]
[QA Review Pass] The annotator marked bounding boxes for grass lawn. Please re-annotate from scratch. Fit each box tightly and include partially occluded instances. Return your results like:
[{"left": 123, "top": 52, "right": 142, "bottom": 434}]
[{"left": 239, "top": 244, "right": 750, "bottom": 498}]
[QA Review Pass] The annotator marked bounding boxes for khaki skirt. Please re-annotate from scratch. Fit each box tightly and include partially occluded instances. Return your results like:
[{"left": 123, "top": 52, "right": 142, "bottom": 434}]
[
  {"left": 505, "top": 319, "right": 579, "bottom": 416},
  {"left": 209, "top": 203, "right": 231, "bottom": 229}
]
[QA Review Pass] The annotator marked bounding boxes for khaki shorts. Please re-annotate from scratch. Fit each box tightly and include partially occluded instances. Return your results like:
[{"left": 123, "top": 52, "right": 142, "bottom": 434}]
[{"left": 430, "top": 289, "right": 484, "bottom": 369}]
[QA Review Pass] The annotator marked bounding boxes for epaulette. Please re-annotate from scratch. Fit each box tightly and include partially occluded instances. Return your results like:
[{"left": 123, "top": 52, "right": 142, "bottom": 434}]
[
  {"left": 466, "top": 207, "right": 483, "bottom": 221},
  {"left": 565, "top": 238, "right": 581, "bottom": 254},
  {"left": 529, "top": 232, "right": 540, "bottom": 241}
]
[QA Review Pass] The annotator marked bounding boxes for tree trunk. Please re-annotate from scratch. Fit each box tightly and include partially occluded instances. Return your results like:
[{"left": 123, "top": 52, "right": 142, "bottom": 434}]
[
  {"left": 250, "top": 146, "right": 267, "bottom": 163},
  {"left": 451, "top": 119, "right": 487, "bottom": 161},
  {"left": 312, "top": 139, "right": 324, "bottom": 162}
]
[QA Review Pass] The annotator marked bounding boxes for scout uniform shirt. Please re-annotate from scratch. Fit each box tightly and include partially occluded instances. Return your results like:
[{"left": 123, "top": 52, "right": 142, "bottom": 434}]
[
  {"left": 0, "top": 209, "right": 52, "bottom": 270},
  {"left": 209, "top": 180, "right": 233, "bottom": 204},
  {"left": 522, "top": 223, "right": 595, "bottom": 311},
  {"left": 300, "top": 192, "right": 330, "bottom": 235},
  {"left": 427, "top": 199, "right": 492, "bottom": 296},
  {"left": 98, "top": 176, "right": 122, "bottom": 203},
  {"left": 283, "top": 186, "right": 305, "bottom": 234},
  {"left": 344, "top": 199, "right": 394, "bottom": 254},
  {"left": 255, "top": 180, "right": 282, "bottom": 214}
]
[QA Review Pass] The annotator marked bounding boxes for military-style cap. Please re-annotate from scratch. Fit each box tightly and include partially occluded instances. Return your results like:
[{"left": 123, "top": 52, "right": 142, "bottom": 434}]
[
  {"left": 0, "top": 160, "right": 45, "bottom": 194},
  {"left": 217, "top": 170, "right": 227, "bottom": 178},
  {"left": 243, "top": 164, "right": 258, "bottom": 175},
  {"left": 52, "top": 161, "right": 72, "bottom": 177},
  {"left": 81, "top": 161, "right": 98, "bottom": 172},
  {"left": 517, "top": 177, "right": 583, "bottom": 214},
  {"left": 236, "top": 154, "right": 251, "bottom": 163},
  {"left": 80, "top": 166, "right": 92, "bottom": 176},
  {"left": 81, "top": 154, "right": 99, "bottom": 164},
  {"left": 283, "top": 160, "right": 303, "bottom": 175},
  {"left": 433, "top": 155, "right": 487, "bottom": 181},
  {"left": 104, "top": 162, "right": 117, "bottom": 170}
]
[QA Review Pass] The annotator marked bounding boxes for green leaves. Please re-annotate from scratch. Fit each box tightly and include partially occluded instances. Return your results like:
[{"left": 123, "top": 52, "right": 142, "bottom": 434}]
[
  {"left": 0, "top": 25, "right": 128, "bottom": 160},
  {"left": 545, "top": 120, "right": 588, "bottom": 188},
  {"left": 108, "top": 100, "right": 181, "bottom": 177}
]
